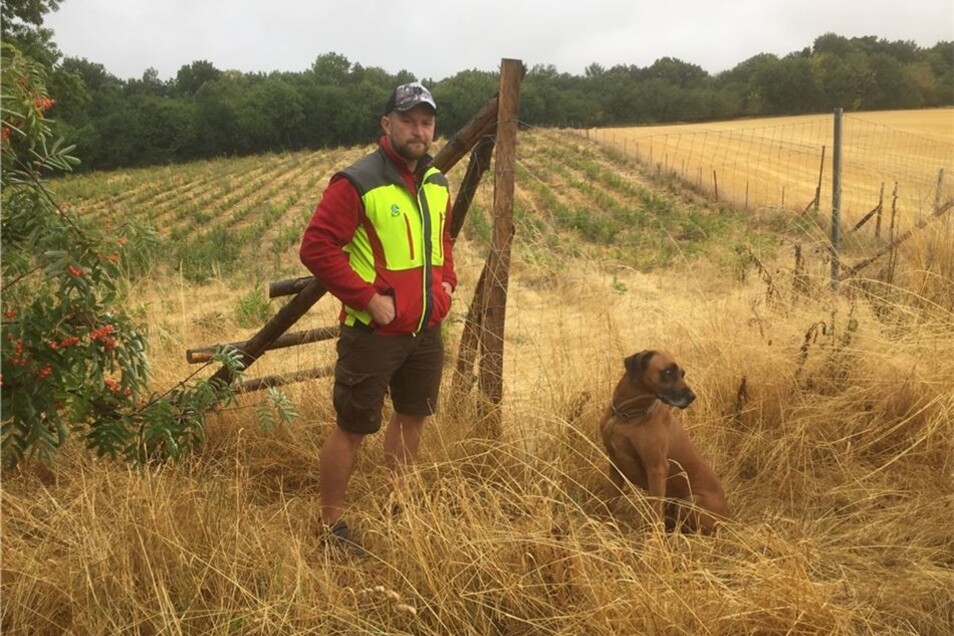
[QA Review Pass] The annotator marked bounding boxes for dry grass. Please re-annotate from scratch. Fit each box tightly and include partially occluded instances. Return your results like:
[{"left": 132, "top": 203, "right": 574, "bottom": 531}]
[{"left": 3, "top": 129, "right": 954, "bottom": 635}]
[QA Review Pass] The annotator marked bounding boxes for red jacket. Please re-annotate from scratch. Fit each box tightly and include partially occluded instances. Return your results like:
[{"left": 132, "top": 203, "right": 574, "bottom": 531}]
[{"left": 300, "top": 136, "right": 457, "bottom": 334}]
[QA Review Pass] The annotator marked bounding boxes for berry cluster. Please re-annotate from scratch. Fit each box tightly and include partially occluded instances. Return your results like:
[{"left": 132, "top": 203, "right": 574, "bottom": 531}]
[
  {"left": 90, "top": 324, "right": 117, "bottom": 351},
  {"left": 6, "top": 336, "right": 26, "bottom": 366}
]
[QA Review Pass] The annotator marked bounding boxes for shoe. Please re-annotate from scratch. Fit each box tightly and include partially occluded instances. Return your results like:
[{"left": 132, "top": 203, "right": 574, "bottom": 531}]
[{"left": 322, "top": 520, "right": 367, "bottom": 556}]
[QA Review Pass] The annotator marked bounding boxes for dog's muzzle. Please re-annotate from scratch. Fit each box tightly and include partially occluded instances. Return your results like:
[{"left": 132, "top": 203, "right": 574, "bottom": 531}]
[{"left": 659, "top": 388, "right": 696, "bottom": 409}]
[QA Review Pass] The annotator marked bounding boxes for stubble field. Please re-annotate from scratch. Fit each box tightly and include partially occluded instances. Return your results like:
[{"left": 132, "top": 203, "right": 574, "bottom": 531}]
[{"left": 595, "top": 108, "right": 954, "bottom": 221}]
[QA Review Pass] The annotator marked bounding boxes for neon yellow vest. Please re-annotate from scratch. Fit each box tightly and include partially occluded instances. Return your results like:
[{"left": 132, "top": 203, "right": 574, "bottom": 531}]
[{"left": 337, "top": 148, "right": 450, "bottom": 332}]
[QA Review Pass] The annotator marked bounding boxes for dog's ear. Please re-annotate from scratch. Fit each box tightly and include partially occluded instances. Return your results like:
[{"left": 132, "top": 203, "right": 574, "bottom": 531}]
[{"left": 624, "top": 350, "right": 656, "bottom": 380}]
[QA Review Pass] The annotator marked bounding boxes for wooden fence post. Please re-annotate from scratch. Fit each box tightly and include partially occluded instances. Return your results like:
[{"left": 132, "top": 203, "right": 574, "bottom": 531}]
[
  {"left": 450, "top": 138, "right": 496, "bottom": 394},
  {"left": 935, "top": 169, "right": 945, "bottom": 213},
  {"left": 814, "top": 145, "right": 826, "bottom": 212},
  {"left": 875, "top": 182, "right": 884, "bottom": 238},
  {"left": 450, "top": 135, "right": 496, "bottom": 239},
  {"left": 840, "top": 199, "right": 954, "bottom": 280},
  {"left": 476, "top": 58, "right": 524, "bottom": 438}
]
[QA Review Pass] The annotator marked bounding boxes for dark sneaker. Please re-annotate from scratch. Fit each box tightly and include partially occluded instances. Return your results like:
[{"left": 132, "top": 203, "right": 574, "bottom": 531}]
[{"left": 322, "top": 520, "right": 367, "bottom": 556}]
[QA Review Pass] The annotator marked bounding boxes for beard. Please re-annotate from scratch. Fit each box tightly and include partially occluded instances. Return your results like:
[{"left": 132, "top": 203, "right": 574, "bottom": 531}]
[{"left": 391, "top": 137, "right": 429, "bottom": 162}]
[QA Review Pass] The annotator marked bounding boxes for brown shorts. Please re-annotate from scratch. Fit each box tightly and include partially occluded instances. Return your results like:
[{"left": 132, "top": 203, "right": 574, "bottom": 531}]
[{"left": 332, "top": 324, "right": 444, "bottom": 434}]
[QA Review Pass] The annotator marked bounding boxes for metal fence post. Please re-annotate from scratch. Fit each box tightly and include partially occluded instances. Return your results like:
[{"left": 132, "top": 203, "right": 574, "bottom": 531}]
[{"left": 831, "top": 108, "right": 843, "bottom": 291}]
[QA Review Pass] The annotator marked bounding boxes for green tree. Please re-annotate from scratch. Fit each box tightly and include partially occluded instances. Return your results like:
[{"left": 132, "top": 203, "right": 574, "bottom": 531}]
[
  {"left": 812, "top": 49, "right": 875, "bottom": 110},
  {"left": 125, "top": 67, "right": 169, "bottom": 97},
  {"left": 922, "top": 42, "right": 954, "bottom": 106},
  {"left": 753, "top": 53, "right": 817, "bottom": 114},
  {"left": 236, "top": 77, "right": 306, "bottom": 152},
  {"left": 125, "top": 93, "right": 197, "bottom": 164},
  {"left": 588, "top": 65, "right": 641, "bottom": 124},
  {"left": 58, "top": 56, "right": 123, "bottom": 110},
  {"left": 46, "top": 63, "right": 89, "bottom": 122},
  {"left": 813, "top": 32, "right": 853, "bottom": 57},
  {"left": 311, "top": 52, "right": 353, "bottom": 85},
  {"left": 643, "top": 57, "right": 709, "bottom": 89},
  {"left": 174, "top": 60, "right": 222, "bottom": 96},
  {"left": 298, "top": 83, "right": 348, "bottom": 146},
  {"left": 0, "top": 0, "right": 61, "bottom": 67},
  {"left": 522, "top": 64, "right": 587, "bottom": 126},
  {"left": 193, "top": 77, "right": 243, "bottom": 155},
  {"left": 716, "top": 53, "right": 780, "bottom": 115},
  {"left": 0, "top": 43, "right": 251, "bottom": 467},
  {"left": 867, "top": 53, "right": 921, "bottom": 109},
  {"left": 433, "top": 69, "right": 499, "bottom": 137}
]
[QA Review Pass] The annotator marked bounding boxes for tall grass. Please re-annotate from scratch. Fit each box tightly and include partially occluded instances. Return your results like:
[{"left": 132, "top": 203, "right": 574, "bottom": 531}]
[{"left": 3, "top": 132, "right": 953, "bottom": 635}]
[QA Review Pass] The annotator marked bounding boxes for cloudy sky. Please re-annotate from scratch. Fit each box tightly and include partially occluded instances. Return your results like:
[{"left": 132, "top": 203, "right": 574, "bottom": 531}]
[{"left": 45, "top": 0, "right": 953, "bottom": 82}]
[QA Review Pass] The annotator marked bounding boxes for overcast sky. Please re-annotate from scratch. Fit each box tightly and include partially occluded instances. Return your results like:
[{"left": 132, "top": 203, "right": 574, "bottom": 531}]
[{"left": 45, "top": 0, "right": 953, "bottom": 82}]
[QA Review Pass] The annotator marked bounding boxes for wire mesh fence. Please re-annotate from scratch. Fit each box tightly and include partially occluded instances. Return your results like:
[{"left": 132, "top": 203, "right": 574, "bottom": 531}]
[{"left": 580, "top": 109, "right": 954, "bottom": 228}]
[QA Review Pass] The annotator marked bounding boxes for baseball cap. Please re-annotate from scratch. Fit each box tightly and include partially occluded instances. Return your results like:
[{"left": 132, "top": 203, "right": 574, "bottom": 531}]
[{"left": 385, "top": 81, "right": 437, "bottom": 115}]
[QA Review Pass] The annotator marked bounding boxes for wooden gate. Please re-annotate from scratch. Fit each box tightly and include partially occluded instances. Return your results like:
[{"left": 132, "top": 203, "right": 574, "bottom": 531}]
[{"left": 185, "top": 59, "right": 525, "bottom": 435}]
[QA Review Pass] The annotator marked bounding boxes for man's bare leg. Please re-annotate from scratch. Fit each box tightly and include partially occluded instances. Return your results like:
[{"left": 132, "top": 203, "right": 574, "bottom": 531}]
[
  {"left": 384, "top": 412, "right": 426, "bottom": 492},
  {"left": 319, "top": 425, "right": 365, "bottom": 526}
]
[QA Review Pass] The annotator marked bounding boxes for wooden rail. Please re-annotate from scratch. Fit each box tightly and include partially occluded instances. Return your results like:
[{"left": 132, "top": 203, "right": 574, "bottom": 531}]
[
  {"left": 269, "top": 276, "right": 313, "bottom": 299},
  {"left": 236, "top": 366, "right": 334, "bottom": 393},
  {"left": 186, "top": 326, "right": 338, "bottom": 364}
]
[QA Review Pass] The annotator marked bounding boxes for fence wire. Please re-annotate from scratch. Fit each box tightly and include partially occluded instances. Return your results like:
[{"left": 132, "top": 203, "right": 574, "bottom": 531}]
[{"left": 581, "top": 111, "right": 954, "bottom": 230}]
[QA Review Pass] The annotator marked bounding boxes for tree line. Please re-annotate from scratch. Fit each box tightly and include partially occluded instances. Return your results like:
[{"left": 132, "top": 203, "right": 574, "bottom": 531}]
[{"left": 4, "top": 2, "right": 952, "bottom": 171}]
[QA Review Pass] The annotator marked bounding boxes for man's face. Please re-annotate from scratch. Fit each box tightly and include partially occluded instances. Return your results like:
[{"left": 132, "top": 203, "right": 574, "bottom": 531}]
[{"left": 382, "top": 105, "right": 436, "bottom": 164}]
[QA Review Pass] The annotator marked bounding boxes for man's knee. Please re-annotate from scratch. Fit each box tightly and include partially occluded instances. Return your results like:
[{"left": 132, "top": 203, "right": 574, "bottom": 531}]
[
  {"left": 390, "top": 412, "right": 427, "bottom": 432},
  {"left": 325, "top": 424, "right": 368, "bottom": 450}
]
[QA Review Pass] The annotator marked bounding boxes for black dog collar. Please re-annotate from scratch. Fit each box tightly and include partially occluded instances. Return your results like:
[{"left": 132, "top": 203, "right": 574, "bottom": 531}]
[{"left": 611, "top": 398, "right": 660, "bottom": 420}]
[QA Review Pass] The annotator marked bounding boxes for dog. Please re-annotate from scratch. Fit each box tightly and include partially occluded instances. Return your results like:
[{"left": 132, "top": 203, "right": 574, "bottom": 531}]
[{"left": 599, "top": 349, "right": 727, "bottom": 534}]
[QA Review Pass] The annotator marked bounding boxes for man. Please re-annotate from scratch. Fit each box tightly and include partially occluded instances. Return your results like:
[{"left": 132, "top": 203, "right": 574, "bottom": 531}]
[{"left": 299, "top": 81, "right": 456, "bottom": 550}]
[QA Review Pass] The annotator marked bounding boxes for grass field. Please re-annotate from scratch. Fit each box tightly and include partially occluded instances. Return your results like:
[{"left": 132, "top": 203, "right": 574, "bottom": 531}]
[{"left": 3, "top": 112, "right": 954, "bottom": 635}]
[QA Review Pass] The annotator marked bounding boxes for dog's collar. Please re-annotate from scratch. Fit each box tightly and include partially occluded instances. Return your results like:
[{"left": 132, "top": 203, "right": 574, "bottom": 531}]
[{"left": 611, "top": 398, "right": 660, "bottom": 420}]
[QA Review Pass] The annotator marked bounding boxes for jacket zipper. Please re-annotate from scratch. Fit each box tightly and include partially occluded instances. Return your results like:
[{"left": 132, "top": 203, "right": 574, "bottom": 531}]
[{"left": 416, "top": 184, "right": 434, "bottom": 334}]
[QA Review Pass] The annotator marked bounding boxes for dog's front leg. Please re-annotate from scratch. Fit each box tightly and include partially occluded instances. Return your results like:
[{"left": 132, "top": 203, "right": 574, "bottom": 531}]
[
  {"left": 645, "top": 462, "right": 668, "bottom": 529},
  {"left": 635, "top": 433, "right": 669, "bottom": 530},
  {"left": 605, "top": 462, "right": 626, "bottom": 513}
]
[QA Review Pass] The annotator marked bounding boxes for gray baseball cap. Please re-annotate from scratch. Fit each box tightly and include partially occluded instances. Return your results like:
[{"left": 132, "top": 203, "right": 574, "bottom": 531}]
[{"left": 385, "top": 81, "right": 437, "bottom": 114}]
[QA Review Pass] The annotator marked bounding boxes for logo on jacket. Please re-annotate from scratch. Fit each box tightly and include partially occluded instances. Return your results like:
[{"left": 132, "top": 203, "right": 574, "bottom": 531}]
[{"left": 390, "top": 203, "right": 401, "bottom": 216}]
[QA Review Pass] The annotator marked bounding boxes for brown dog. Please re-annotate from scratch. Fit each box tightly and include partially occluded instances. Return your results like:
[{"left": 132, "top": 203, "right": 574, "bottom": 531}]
[{"left": 599, "top": 349, "right": 727, "bottom": 534}]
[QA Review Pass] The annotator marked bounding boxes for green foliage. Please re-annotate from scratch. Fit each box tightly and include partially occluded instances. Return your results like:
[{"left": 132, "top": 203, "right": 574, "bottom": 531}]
[
  {"left": 462, "top": 203, "right": 492, "bottom": 245},
  {"left": 116, "top": 223, "right": 164, "bottom": 278},
  {"left": 174, "top": 60, "right": 222, "bottom": 96},
  {"left": 0, "top": 44, "right": 245, "bottom": 468},
  {"left": 175, "top": 225, "right": 243, "bottom": 282},
  {"left": 32, "top": 34, "right": 953, "bottom": 172},
  {"left": 255, "top": 387, "right": 298, "bottom": 432},
  {"left": 118, "top": 348, "right": 243, "bottom": 464},
  {"left": 0, "top": 0, "right": 61, "bottom": 67},
  {"left": 234, "top": 284, "right": 273, "bottom": 328}
]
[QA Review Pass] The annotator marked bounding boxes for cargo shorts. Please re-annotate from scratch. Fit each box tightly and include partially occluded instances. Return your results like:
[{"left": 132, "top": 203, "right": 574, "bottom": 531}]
[{"left": 332, "top": 324, "right": 444, "bottom": 434}]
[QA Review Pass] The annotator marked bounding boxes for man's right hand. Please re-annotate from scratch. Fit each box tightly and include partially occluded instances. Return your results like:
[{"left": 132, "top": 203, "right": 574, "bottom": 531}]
[{"left": 366, "top": 292, "right": 396, "bottom": 326}]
